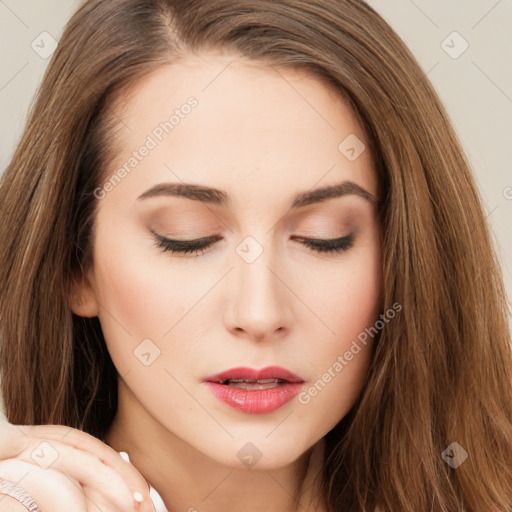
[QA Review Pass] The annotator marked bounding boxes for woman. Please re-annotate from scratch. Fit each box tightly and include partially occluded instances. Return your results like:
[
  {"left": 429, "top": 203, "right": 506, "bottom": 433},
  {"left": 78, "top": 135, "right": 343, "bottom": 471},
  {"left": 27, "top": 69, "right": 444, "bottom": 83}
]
[{"left": 1, "top": 0, "right": 511, "bottom": 510}]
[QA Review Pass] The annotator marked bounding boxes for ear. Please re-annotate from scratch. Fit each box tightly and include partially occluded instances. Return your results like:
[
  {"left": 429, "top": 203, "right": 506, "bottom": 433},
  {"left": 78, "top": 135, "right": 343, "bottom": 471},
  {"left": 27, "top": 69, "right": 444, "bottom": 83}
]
[{"left": 69, "top": 271, "right": 100, "bottom": 318}]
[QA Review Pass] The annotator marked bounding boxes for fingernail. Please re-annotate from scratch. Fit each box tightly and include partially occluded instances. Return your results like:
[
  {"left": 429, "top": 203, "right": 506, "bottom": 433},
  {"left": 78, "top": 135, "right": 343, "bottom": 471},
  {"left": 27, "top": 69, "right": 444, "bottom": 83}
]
[
  {"left": 134, "top": 491, "right": 144, "bottom": 503},
  {"left": 119, "top": 451, "right": 131, "bottom": 463}
]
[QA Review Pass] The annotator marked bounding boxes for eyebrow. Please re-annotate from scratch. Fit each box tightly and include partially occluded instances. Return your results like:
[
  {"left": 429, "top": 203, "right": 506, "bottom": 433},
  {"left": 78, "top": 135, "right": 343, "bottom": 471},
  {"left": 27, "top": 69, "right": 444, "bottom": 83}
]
[{"left": 137, "top": 180, "right": 377, "bottom": 207}]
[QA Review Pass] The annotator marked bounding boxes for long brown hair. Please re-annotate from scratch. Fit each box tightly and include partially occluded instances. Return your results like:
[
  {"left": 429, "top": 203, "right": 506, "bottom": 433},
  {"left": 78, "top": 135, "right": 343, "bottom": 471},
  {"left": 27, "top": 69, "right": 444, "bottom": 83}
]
[{"left": 1, "top": 1, "right": 511, "bottom": 510}]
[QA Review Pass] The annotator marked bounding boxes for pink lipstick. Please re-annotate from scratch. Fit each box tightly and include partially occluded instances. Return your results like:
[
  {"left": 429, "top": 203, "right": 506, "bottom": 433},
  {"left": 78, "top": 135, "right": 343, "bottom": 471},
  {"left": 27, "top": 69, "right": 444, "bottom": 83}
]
[{"left": 202, "top": 366, "right": 304, "bottom": 414}]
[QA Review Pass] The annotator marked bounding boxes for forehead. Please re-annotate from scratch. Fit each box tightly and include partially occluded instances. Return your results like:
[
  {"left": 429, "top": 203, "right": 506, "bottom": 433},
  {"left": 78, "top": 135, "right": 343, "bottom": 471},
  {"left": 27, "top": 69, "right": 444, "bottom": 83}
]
[{"left": 103, "top": 52, "right": 377, "bottom": 208}]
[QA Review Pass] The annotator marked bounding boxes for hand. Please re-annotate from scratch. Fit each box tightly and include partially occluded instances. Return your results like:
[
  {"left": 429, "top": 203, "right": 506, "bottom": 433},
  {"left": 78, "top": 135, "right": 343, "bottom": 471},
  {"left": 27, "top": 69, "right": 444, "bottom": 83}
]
[{"left": 0, "top": 419, "right": 156, "bottom": 512}]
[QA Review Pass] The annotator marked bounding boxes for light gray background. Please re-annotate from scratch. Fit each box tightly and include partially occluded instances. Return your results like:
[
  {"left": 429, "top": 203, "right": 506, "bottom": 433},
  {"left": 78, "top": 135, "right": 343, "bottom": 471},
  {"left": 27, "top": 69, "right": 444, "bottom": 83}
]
[{"left": 1, "top": 0, "right": 511, "bottom": 311}]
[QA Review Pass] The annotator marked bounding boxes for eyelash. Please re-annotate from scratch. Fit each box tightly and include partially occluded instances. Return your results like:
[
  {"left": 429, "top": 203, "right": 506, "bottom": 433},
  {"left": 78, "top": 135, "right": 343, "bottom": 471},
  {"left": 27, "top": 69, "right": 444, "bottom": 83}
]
[{"left": 151, "top": 231, "right": 354, "bottom": 256}]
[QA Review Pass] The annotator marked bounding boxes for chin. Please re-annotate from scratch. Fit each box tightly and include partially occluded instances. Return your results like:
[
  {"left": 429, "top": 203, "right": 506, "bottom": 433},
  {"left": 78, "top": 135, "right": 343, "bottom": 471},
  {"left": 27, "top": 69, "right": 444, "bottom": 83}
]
[{"left": 199, "top": 432, "right": 317, "bottom": 471}]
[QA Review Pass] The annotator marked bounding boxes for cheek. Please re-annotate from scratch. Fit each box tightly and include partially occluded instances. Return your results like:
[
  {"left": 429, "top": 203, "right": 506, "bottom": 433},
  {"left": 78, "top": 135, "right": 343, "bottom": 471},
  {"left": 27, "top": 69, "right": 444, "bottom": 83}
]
[
  {"left": 91, "top": 217, "right": 205, "bottom": 335},
  {"left": 317, "top": 270, "right": 380, "bottom": 379},
  {"left": 322, "top": 270, "right": 381, "bottom": 340},
  {"left": 89, "top": 225, "right": 203, "bottom": 377},
  {"left": 292, "top": 243, "right": 382, "bottom": 430},
  {"left": 331, "top": 245, "right": 382, "bottom": 367},
  {"left": 303, "top": 240, "right": 382, "bottom": 350}
]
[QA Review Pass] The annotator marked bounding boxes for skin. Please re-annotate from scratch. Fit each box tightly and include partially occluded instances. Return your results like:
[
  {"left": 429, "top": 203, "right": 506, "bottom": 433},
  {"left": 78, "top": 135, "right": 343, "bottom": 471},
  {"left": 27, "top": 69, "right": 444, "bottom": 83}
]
[
  {"left": 71, "top": 51, "right": 382, "bottom": 512},
  {"left": 0, "top": 422, "right": 155, "bottom": 511}
]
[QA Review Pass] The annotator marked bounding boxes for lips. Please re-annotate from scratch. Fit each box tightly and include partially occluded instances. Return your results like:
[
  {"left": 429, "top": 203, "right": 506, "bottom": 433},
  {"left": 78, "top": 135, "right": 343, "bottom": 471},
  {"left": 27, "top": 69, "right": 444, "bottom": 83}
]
[
  {"left": 202, "top": 366, "right": 305, "bottom": 414},
  {"left": 202, "top": 366, "right": 305, "bottom": 385}
]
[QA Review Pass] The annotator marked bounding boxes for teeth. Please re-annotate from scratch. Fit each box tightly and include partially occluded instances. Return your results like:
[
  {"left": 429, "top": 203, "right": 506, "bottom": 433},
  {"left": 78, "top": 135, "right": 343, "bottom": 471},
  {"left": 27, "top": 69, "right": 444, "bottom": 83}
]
[
  {"left": 229, "top": 378, "right": 281, "bottom": 384},
  {"left": 228, "top": 381, "right": 281, "bottom": 390},
  {"left": 219, "top": 378, "right": 285, "bottom": 390}
]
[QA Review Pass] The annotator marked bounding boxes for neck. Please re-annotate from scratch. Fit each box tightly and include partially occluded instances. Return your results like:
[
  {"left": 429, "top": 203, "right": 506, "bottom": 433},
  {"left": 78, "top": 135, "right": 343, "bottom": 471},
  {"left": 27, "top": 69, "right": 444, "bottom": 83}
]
[{"left": 104, "top": 378, "right": 327, "bottom": 512}]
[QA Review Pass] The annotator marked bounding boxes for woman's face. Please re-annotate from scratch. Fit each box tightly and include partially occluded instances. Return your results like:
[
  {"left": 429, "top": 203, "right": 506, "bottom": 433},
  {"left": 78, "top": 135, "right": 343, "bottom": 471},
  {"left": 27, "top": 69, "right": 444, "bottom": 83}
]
[{"left": 74, "top": 52, "right": 382, "bottom": 469}]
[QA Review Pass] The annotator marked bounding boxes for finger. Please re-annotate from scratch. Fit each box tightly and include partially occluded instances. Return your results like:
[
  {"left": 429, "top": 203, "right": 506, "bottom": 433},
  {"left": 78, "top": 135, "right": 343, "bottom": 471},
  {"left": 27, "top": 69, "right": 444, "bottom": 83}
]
[
  {"left": 15, "top": 437, "right": 148, "bottom": 512},
  {"left": 0, "top": 421, "right": 30, "bottom": 459},
  {"left": 0, "top": 458, "right": 87, "bottom": 512},
  {"left": 0, "top": 456, "right": 144, "bottom": 512},
  {"left": 14, "top": 425, "right": 153, "bottom": 511}
]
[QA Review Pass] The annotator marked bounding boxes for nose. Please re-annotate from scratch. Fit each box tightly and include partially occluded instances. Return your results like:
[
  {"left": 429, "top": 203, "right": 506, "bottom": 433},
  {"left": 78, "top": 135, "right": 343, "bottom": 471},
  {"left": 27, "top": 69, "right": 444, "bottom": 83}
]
[{"left": 223, "top": 245, "right": 293, "bottom": 342}]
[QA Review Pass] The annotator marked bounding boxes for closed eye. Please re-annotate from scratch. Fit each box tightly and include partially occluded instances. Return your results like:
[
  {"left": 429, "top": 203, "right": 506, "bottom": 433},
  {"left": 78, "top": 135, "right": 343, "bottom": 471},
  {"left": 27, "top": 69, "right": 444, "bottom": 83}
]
[
  {"left": 151, "top": 231, "right": 354, "bottom": 256},
  {"left": 290, "top": 234, "right": 354, "bottom": 254}
]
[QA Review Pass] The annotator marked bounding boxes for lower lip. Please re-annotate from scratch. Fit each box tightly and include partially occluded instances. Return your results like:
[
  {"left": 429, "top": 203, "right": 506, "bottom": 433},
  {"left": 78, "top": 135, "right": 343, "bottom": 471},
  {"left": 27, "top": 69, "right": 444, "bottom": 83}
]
[{"left": 204, "top": 382, "right": 303, "bottom": 414}]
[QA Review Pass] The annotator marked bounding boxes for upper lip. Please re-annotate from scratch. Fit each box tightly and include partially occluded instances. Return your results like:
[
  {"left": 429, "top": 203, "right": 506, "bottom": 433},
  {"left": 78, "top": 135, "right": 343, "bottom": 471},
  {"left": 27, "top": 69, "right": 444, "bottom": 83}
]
[{"left": 202, "top": 366, "right": 304, "bottom": 384}]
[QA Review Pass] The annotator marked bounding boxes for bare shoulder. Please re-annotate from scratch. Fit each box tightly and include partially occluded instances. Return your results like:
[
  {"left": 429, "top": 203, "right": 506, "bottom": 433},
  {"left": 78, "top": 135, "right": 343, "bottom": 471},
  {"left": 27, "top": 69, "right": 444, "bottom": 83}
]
[{"left": 0, "top": 495, "right": 29, "bottom": 512}]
